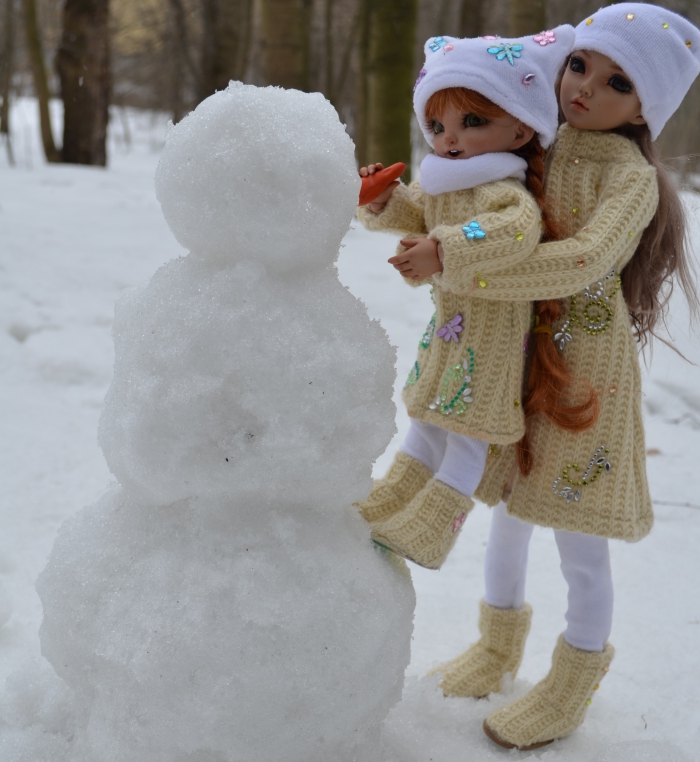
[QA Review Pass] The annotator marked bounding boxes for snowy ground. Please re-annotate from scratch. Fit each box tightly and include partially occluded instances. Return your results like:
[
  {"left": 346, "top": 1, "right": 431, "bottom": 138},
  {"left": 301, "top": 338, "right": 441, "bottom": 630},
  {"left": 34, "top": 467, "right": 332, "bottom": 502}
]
[{"left": 1, "top": 98, "right": 699, "bottom": 761}]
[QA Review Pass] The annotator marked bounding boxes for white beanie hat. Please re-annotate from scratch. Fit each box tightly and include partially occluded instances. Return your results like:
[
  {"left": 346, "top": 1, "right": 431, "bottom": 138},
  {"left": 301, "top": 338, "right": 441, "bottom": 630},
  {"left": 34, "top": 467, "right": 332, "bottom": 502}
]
[
  {"left": 574, "top": 3, "right": 700, "bottom": 140},
  {"left": 413, "top": 25, "right": 575, "bottom": 149}
]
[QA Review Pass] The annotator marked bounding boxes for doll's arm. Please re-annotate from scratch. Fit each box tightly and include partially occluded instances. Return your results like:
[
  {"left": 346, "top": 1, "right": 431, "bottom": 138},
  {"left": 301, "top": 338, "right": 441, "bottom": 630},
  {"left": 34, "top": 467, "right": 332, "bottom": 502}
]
[
  {"left": 440, "top": 164, "right": 658, "bottom": 302},
  {"left": 356, "top": 181, "right": 429, "bottom": 237},
  {"left": 429, "top": 181, "right": 542, "bottom": 295}
]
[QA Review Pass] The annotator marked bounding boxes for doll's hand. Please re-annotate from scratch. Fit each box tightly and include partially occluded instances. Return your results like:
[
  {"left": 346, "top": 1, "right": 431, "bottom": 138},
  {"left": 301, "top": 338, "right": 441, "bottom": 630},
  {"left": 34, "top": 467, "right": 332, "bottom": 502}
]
[
  {"left": 389, "top": 238, "right": 443, "bottom": 280},
  {"left": 359, "top": 163, "right": 399, "bottom": 212}
]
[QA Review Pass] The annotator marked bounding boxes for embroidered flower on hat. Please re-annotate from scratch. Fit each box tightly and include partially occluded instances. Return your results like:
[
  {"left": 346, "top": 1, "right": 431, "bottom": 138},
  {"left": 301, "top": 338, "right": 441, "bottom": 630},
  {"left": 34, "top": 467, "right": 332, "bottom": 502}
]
[
  {"left": 487, "top": 42, "right": 524, "bottom": 65},
  {"left": 413, "top": 69, "right": 426, "bottom": 91},
  {"left": 533, "top": 30, "right": 556, "bottom": 46}
]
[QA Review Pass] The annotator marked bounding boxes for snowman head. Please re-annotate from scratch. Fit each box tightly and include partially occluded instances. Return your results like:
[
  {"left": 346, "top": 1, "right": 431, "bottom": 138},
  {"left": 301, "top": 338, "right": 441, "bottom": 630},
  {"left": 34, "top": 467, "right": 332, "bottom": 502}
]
[{"left": 155, "top": 83, "right": 359, "bottom": 275}]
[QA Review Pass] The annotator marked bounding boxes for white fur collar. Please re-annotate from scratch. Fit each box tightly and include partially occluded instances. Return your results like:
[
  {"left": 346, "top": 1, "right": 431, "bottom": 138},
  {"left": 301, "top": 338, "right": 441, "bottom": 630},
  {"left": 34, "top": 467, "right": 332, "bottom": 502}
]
[{"left": 419, "top": 152, "right": 528, "bottom": 196}]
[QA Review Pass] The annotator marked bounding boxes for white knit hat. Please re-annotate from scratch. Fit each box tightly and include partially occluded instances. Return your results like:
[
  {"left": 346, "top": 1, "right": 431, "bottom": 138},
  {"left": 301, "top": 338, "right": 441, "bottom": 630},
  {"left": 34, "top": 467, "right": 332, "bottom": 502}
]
[
  {"left": 413, "top": 26, "right": 575, "bottom": 149},
  {"left": 574, "top": 3, "right": 700, "bottom": 140}
]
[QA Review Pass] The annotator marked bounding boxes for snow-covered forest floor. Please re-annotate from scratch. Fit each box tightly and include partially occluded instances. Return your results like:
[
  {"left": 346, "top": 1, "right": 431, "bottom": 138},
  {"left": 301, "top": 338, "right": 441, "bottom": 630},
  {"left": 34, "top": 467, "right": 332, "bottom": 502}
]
[{"left": 1, "top": 98, "right": 699, "bottom": 761}]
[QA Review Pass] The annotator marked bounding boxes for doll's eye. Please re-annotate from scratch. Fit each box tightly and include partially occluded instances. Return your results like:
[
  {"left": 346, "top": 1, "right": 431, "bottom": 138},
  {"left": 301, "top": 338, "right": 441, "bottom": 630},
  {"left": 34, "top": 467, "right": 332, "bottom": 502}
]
[
  {"left": 464, "top": 113, "right": 487, "bottom": 127},
  {"left": 569, "top": 56, "right": 585, "bottom": 74},
  {"left": 608, "top": 74, "right": 633, "bottom": 93},
  {"left": 431, "top": 120, "right": 445, "bottom": 134}
]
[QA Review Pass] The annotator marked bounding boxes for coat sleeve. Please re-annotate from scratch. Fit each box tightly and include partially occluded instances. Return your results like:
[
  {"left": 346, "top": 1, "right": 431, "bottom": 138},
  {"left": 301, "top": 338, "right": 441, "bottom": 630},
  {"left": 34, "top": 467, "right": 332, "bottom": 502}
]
[
  {"left": 440, "top": 163, "right": 658, "bottom": 302},
  {"left": 429, "top": 180, "right": 542, "bottom": 296},
  {"left": 356, "top": 181, "right": 429, "bottom": 236}
]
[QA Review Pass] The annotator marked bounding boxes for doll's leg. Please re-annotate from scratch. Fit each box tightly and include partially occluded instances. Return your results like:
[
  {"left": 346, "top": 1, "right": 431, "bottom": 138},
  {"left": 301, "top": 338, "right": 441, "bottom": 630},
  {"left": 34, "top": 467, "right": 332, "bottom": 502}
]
[
  {"left": 484, "top": 528, "right": 614, "bottom": 750},
  {"left": 356, "top": 420, "right": 443, "bottom": 523},
  {"left": 484, "top": 501, "right": 534, "bottom": 610},
  {"left": 371, "top": 432, "right": 488, "bottom": 569},
  {"left": 400, "top": 419, "right": 449, "bottom": 474},
  {"left": 554, "top": 529, "right": 613, "bottom": 652},
  {"left": 435, "top": 501, "right": 533, "bottom": 697}
]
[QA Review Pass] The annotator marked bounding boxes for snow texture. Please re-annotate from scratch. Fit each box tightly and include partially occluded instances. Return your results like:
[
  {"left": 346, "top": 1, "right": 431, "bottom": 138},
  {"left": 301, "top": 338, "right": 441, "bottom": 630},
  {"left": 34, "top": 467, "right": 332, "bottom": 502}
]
[{"left": 30, "top": 84, "right": 415, "bottom": 761}]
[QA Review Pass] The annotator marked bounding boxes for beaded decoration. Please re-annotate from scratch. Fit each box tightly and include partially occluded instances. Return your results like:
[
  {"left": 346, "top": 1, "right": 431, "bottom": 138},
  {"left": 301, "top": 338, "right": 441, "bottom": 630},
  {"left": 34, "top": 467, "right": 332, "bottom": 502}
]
[
  {"left": 522, "top": 73, "right": 536, "bottom": 85},
  {"left": 554, "top": 268, "right": 622, "bottom": 349},
  {"left": 419, "top": 313, "right": 436, "bottom": 350},
  {"left": 487, "top": 42, "right": 523, "bottom": 66},
  {"left": 533, "top": 30, "right": 556, "bottom": 46},
  {"left": 436, "top": 314, "right": 463, "bottom": 343},
  {"left": 463, "top": 221, "right": 486, "bottom": 240},
  {"left": 429, "top": 349, "right": 475, "bottom": 416},
  {"left": 405, "top": 361, "right": 420, "bottom": 387},
  {"left": 429, "top": 36, "right": 447, "bottom": 52},
  {"left": 552, "top": 445, "right": 611, "bottom": 503}
]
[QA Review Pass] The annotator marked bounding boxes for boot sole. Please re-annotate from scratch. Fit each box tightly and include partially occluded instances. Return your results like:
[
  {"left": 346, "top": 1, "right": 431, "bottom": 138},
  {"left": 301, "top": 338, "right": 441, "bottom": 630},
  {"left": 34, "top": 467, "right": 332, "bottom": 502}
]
[
  {"left": 483, "top": 719, "right": 554, "bottom": 751},
  {"left": 371, "top": 538, "right": 441, "bottom": 570}
]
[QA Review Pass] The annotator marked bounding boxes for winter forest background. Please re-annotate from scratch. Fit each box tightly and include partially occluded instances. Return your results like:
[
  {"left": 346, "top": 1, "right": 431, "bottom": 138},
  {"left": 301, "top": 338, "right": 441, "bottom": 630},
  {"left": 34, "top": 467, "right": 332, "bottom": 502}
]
[
  {"left": 2, "top": 0, "right": 700, "bottom": 176},
  {"left": 1, "top": 0, "right": 700, "bottom": 761}
]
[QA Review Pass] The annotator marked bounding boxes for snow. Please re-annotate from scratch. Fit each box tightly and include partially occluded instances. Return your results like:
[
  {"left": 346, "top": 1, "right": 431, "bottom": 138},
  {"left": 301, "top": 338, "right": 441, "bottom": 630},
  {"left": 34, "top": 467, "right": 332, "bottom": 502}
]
[{"left": 1, "top": 95, "right": 699, "bottom": 761}]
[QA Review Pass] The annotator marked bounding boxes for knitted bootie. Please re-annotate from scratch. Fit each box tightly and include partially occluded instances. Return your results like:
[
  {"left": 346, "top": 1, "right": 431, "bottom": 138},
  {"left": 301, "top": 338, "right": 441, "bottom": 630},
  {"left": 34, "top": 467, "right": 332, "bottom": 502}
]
[
  {"left": 370, "top": 478, "right": 473, "bottom": 569},
  {"left": 433, "top": 600, "right": 532, "bottom": 698},
  {"left": 356, "top": 452, "right": 432, "bottom": 524},
  {"left": 483, "top": 634, "right": 615, "bottom": 750}
]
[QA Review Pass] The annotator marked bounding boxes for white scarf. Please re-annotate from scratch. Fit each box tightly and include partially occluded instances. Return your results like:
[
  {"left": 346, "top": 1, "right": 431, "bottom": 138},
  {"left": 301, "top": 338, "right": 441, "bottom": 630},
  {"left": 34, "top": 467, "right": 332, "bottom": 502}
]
[{"left": 419, "top": 152, "right": 528, "bottom": 196}]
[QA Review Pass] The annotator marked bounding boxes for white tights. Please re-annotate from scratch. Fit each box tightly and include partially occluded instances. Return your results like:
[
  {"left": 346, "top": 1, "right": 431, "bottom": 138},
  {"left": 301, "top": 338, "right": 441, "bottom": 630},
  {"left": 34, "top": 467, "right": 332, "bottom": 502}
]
[
  {"left": 399, "top": 419, "right": 488, "bottom": 497},
  {"left": 485, "top": 501, "right": 613, "bottom": 653}
]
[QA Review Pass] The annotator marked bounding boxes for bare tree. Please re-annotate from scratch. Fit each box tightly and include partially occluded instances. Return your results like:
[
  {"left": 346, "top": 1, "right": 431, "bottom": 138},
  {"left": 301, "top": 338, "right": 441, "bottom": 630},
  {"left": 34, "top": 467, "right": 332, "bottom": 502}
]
[
  {"left": 55, "top": 0, "right": 110, "bottom": 166},
  {"left": 22, "top": 0, "right": 60, "bottom": 162},
  {"left": 260, "top": 0, "right": 313, "bottom": 90},
  {"left": 199, "top": 0, "right": 253, "bottom": 99},
  {"left": 359, "top": 0, "right": 418, "bottom": 175},
  {"left": 458, "top": 0, "right": 484, "bottom": 37},
  {"left": 510, "top": 0, "right": 545, "bottom": 36},
  {"left": 1, "top": 0, "right": 15, "bottom": 163}
]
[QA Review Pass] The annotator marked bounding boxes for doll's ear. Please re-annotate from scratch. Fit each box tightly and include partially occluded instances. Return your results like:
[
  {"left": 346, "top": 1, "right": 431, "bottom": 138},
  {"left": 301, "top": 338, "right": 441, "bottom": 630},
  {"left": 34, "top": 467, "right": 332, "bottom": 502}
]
[
  {"left": 509, "top": 123, "right": 536, "bottom": 151},
  {"left": 629, "top": 112, "right": 647, "bottom": 126}
]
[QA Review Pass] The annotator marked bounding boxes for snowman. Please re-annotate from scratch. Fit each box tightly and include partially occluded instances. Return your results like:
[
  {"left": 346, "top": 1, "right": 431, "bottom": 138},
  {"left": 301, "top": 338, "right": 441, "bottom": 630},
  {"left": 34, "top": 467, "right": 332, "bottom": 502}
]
[{"left": 36, "top": 83, "right": 415, "bottom": 762}]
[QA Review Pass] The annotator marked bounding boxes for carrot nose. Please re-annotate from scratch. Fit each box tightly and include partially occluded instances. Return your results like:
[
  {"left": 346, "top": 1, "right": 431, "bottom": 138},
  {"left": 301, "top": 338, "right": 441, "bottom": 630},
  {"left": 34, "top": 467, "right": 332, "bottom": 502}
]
[{"left": 358, "top": 162, "right": 407, "bottom": 206}]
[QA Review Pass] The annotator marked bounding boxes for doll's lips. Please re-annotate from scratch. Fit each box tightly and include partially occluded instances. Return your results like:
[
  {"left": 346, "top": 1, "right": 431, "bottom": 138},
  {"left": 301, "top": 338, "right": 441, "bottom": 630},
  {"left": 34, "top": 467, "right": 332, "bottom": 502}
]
[{"left": 571, "top": 98, "right": 589, "bottom": 112}]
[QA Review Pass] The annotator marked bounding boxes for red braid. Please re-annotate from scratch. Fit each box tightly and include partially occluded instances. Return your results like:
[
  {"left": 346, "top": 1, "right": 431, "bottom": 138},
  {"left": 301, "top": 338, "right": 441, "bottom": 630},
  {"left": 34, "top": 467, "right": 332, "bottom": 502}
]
[{"left": 514, "top": 137, "right": 600, "bottom": 475}]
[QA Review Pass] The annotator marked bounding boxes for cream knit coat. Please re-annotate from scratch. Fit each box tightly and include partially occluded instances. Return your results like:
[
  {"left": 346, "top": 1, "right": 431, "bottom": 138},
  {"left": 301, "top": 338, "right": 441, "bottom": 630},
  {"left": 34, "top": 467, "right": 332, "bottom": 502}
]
[
  {"left": 474, "top": 125, "right": 659, "bottom": 541},
  {"left": 358, "top": 178, "right": 540, "bottom": 444}
]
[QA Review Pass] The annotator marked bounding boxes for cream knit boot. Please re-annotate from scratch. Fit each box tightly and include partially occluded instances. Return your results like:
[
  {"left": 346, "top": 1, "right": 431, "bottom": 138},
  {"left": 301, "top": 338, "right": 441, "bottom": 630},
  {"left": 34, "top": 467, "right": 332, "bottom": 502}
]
[
  {"left": 370, "top": 478, "right": 473, "bottom": 569},
  {"left": 433, "top": 600, "right": 532, "bottom": 698},
  {"left": 356, "top": 452, "right": 432, "bottom": 524},
  {"left": 483, "top": 634, "right": 615, "bottom": 750}
]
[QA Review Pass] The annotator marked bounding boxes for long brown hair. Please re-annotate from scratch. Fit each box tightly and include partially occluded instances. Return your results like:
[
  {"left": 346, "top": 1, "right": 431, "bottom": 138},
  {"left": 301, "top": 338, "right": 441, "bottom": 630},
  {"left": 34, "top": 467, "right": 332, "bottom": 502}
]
[
  {"left": 614, "top": 123, "right": 699, "bottom": 348},
  {"left": 424, "top": 87, "right": 600, "bottom": 474}
]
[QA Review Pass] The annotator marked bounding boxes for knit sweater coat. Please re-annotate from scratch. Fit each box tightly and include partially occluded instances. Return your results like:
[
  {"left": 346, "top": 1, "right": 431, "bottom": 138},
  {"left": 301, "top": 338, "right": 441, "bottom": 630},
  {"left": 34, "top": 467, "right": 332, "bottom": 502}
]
[
  {"left": 358, "top": 178, "right": 540, "bottom": 444},
  {"left": 474, "top": 125, "right": 659, "bottom": 541}
]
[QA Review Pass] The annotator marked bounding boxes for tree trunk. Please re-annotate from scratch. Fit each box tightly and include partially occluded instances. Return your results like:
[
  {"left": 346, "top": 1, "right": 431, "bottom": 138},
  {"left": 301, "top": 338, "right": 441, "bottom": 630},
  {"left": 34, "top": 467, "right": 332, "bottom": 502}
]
[
  {"left": 200, "top": 0, "right": 253, "bottom": 100},
  {"left": 459, "top": 0, "right": 483, "bottom": 38},
  {"left": 21, "top": 0, "right": 60, "bottom": 162},
  {"left": 55, "top": 0, "right": 110, "bottom": 166},
  {"left": 361, "top": 0, "right": 418, "bottom": 176},
  {"left": 510, "top": 0, "right": 545, "bottom": 36},
  {"left": 260, "top": 0, "right": 312, "bottom": 91},
  {"left": 1, "top": 0, "right": 15, "bottom": 164}
]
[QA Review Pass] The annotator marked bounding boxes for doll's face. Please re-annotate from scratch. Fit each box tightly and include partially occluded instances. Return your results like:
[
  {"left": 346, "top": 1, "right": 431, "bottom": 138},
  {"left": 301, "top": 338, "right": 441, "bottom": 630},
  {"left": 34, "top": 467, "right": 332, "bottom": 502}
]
[
  {"left": 560, "top": 49, "right": 646, "bottom": 132},
  {"left": 429, "top": 104, "right": 534, "bottom": 160}
]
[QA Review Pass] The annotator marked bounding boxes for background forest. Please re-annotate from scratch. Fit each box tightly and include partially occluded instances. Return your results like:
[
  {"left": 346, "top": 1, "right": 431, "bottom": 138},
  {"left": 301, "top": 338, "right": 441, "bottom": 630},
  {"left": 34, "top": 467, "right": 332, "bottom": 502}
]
[{"left": 1, "top": 0, "right": 700, "bottom": 178}]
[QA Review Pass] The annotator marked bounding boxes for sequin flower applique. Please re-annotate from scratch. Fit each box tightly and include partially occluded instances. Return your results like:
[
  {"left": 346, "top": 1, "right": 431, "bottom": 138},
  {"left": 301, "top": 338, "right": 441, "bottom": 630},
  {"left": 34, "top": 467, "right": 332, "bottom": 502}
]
[
  {"left": 533, "top": 30, "right": 556, "bottom": 45},
  {"left": 436, "top": 314, "right": 463, "bottom": 343},
  {"left": 429, "top": 36, "right": 447, "bottom": 52},
  {"left": 463, "top": 221, "right": 486, "bottom": 240},
  {"left": 414, "top": 69, "right": 427, "bottom": 90},
  {"left": 487, "top": 42, "right": 523, "bottom": 65}
]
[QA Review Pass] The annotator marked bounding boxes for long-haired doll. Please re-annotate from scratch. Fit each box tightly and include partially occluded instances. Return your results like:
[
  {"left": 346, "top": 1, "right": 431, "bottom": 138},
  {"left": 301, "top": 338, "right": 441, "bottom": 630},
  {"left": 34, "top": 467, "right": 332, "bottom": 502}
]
[
  {"left": 430, "top": 4, "right": 700, "bottom": 750},
  {"left": 355, "top": 28, "right": 578, "bottom": 570}
]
